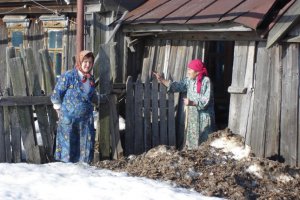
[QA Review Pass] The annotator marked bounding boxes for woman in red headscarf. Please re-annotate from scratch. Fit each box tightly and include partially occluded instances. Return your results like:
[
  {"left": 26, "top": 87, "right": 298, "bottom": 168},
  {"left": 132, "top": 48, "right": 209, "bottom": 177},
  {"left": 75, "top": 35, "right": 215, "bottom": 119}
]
[
  {"left": 51, "top": 50, "right": 96, "bottom": 163},
  {"left": 153, "top": 59, "right": 215, "bottom": 149}
]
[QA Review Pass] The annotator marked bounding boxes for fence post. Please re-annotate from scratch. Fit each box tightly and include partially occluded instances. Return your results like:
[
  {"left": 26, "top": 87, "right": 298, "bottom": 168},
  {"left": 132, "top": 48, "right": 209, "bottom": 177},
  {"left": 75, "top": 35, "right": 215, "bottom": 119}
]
[
  {"left": 125, "top": 76, "right": 134, "bottom": 156},
  {"left": 134, "top": 76, "right": 144, "bottom": 154}
]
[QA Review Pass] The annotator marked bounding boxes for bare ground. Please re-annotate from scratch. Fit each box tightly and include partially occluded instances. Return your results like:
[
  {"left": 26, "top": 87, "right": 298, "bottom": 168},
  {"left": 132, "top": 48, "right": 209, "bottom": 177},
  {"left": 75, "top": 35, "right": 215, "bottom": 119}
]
[{"left": 93, "top": 128, "right": 300, "bottom": 200}]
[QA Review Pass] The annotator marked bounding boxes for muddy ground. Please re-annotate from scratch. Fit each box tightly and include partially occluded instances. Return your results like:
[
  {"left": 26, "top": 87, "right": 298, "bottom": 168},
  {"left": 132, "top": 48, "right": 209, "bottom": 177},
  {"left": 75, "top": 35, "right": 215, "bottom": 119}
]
[{"left": 93, "top": 128, "right": 300, "bottom": 200}]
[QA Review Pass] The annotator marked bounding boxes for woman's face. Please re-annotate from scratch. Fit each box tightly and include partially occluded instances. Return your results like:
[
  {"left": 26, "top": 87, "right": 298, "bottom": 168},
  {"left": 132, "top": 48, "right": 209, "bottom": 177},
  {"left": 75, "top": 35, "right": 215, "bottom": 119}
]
[
  {"left": 187, "top": 68, "right": 199, "bottom": 80},
  {"left": 81, "top": 56, "right": 94, "bottom": 73}
]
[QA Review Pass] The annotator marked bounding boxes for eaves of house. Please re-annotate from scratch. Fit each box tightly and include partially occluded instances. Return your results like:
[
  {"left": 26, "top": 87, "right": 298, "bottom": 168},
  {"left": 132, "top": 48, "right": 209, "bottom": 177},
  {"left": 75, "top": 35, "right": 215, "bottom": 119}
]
[{"left": 123, "top": 0, "right": 296, "bottom": 39}]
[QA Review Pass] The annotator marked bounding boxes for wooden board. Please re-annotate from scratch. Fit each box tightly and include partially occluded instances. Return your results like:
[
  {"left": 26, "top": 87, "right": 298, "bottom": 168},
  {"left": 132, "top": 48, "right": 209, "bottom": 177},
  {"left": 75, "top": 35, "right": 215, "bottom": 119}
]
[
  {"left": 249, "top": 42, "right": 270, "bottom": 158},
  {"left": 6, "top": 47, "right": 18, "bottom": 163},
  {"left": 228, "top": 41, "right": 249, "bottom": 135},
  {"left": 134, "top": 76, "right": 144, "bottom": 154},
  {"left": 144, "top": 79, "right": 152, "bottom": 151},
  {"left": 264, "top": 45, "right": 281, "bottom": 158},
  {"left": 280, "top": 44, "right": 298, "bottom": 166},
  {"left": 98, "top": 43, "right": 115, "bottom": 160},
  {"left": 151, "top": 78, "right": 159, "bottom": 147},
  {"left": 159, "top": 83, "right": 167, "bottom": 145},
  {"left": 239, "top": 41, "right": 255, "bottom": 139},
  {"left": 39, "top": 49, "right": 57, "bottom": 158},
  {"left": 125, "top": 76, "right": 134, "bottom": 156},
  {"left": 9, "top": 57, "right": 41, "bottom": 163}
]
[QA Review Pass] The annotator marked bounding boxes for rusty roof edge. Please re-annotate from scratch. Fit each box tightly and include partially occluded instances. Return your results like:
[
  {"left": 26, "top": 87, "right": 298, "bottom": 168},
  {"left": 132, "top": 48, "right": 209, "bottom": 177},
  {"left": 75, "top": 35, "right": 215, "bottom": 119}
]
[{"left": 266, "top": 0, "right": 300, "bottom": 48}]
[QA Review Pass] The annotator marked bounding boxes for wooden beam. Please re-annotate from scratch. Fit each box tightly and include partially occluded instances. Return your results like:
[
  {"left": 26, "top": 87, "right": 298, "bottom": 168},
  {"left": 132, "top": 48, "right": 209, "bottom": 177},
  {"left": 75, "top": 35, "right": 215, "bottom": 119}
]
[
  {"left": 0, "top": 96, "right": 52, "bottom": 106},
  {"left": 266, "top": 0, "right": 300, "bottom": 48},
  {"left": 227, "top": 86, "right": 247, "bottom": 94},
  {"left": 123, "top": 23, "right": 252, "bottom": 33},
  {"left": 153, "top": 32, "right": 265, "bottom": 41}
]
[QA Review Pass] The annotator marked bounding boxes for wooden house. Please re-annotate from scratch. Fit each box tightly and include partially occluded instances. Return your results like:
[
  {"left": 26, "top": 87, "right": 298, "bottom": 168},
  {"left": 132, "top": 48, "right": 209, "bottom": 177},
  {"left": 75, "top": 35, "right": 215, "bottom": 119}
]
[
  {"left": 0, "top": 0, "right": 145, "bottom": 82},
  {"left": 120, "top": 0, "right": 300, "bottom": 167}
]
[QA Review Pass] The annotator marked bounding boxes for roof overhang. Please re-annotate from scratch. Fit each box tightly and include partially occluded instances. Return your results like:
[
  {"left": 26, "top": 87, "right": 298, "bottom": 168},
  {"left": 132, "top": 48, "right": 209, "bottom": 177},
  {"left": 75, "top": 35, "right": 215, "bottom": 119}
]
[{"left": 123, "top": 23, "right": 253, "bottom": 33}]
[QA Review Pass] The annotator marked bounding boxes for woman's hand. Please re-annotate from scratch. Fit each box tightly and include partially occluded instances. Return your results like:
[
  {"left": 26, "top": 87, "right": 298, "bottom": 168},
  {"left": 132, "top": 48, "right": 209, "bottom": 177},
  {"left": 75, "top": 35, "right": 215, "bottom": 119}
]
[
  {"left": 152, "top": 71, "right": 164, "bottom": 82},
  {"left": 152, "top": 71, "right": 169, "bottom": 87},
  {"left": 183, "top": 98, "right": 196, "bottom": 106}
]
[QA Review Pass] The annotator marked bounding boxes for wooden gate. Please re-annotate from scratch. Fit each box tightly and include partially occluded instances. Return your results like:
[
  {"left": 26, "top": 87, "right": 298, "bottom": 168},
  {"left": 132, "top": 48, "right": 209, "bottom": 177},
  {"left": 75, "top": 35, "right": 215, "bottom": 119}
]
[{"left": 125, "top": 76, "right": 176, "bottom": 155}]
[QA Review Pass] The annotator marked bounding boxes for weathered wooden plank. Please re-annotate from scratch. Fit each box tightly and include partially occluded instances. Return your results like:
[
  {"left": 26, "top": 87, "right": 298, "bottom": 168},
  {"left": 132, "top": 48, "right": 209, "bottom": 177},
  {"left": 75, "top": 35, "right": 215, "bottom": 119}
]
[
  {"left": 4, "top": 47, "right": 17, "bottom": 163},
  {"left": 144, "top": 79, "right": 152, "bottom": 151},
  {"left": 159, "top": 83, "right": 167, "bottom": 145},
  {"left": 39, "top": 49, "right": 55, "bottom": 95},
  {"left": 168, "top": 92, "right": 175, "bottom": 146},
  {"left": 264, "top": 45, "right": 281, "bottom": 158},
  {"left": 39, "top": 49, "right": 57, "bottom": 159},
  {"left": 98, "top": 43, "right": 115, "bottom": 160},
  {"left": 125, "top": 76, "right": 134, "bottom": 156},
  {"left": 280, "top": 44, "right": 298, "bottom": 166},
  {"left": 152, "top": 78, "right": 159, "bottom": 147},
  {"left": 10, "top": 109, "right": 21, "bottom": 163},
  {"left": 228, "top": 41, "right": 249, "bottom": 135},
  {"left": 249, "top": 42, "right": 270, "bottom": 158},
  {"left": 24, "top": 48, "right": 53, "bottom": 162},
  {"left": 162, "top": 40, "right": 171, "bottom": 78},
  {"left": 9, "top": 57, "right": 41, "bottom": 163},
  {"left": 0, "top": 96, "right": 52, "bottom": 106},
  {"left": 168, "top": 40, "right": 179, "bottom": 80},
  {"left": 141, "top": 45, "right": 152, "bottom": 82},
  {"left": 239, "top": 41, "right": 255, "bottom": 139},
  {"left": 134, "top": 76, "right": 144, "bottom": 154},
  {"left": 155, "top": 40, "right": 166, "bottom": 75},
  {"left": 0, "top": 106, "right": 5, "bottom": 162},
  {"left": 110, "top": 95, "right": 123, "bottom": 160}
]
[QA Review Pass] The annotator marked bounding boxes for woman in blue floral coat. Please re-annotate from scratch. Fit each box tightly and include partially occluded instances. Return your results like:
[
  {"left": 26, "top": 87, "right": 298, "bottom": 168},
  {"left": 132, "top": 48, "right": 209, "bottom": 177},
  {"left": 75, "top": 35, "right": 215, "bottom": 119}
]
[
  {"left": 153, "top": 59, "right": 216, "bottom": 149},
  {"left": 51, "top": 50, "right": 96, "bottom": 163}
]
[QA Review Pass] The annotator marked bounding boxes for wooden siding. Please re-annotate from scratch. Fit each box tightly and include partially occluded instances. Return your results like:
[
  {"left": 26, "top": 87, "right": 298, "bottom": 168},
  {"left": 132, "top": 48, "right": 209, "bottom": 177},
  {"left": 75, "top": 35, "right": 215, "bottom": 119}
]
[{"left": 229, "top": 41, "right": 300, "bottom": 166}]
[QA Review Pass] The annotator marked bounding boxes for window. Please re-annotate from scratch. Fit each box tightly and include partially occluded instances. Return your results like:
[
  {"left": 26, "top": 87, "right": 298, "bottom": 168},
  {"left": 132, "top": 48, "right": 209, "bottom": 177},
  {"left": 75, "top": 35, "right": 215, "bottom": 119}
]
[
  {"left": 3, "top": 15, "right": 29, "bottom": 51},
  {"left": 40, "top": 15, "right": 68, "bottom": 78},
  {"left": 47, "top": 29, "right": 64, "bottom": 76}
]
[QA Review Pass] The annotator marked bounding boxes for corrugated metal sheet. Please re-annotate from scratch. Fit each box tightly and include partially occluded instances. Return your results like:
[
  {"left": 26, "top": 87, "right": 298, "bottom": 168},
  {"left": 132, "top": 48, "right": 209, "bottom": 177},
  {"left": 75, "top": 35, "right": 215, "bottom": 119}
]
[{"left": 124, "top": 0, "right": 291, "bottom": 30}]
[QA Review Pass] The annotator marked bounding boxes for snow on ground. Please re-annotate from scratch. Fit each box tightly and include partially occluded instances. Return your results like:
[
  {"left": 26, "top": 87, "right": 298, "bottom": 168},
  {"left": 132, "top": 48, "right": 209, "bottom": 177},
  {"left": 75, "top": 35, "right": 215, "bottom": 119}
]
[
  {"left": 0, "top": 162, "right": 223, "bottom": 200},
  {"left": 210, "top": 134, "right": 251, "bottom": 160}
]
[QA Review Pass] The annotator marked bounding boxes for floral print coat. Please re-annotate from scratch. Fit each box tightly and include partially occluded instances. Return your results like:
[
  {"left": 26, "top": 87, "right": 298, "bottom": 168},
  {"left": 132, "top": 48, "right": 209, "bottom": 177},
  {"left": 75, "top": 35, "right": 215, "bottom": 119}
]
[
  {"left": 51, "top": 69, "right": 96, "bottom": 163},
  {"left": 168, "top": 76, "right": 215, "bottom": 149}
]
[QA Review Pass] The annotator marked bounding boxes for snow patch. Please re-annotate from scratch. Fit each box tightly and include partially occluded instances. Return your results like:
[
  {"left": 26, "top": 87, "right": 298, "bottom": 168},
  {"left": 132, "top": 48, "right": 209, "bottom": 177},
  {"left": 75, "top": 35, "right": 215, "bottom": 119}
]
[
  {"left": 276, "top": 174, "right": 293, "bottom": 183},
  {"left": 210, "top": 136, "right": 251, "bottom": 160},
  {"left": 246, "top": 164, "right": 263, "bottom": 179}
]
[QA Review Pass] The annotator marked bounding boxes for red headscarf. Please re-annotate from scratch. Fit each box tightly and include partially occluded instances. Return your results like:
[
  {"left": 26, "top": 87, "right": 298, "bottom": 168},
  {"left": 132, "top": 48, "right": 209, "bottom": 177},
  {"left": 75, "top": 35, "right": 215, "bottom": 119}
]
[
  {"left": 76, "top": 50, "right": 95, "bottom": 86},
  {"left": 188, "top": 59, "right": 208, "bottom": 93}
]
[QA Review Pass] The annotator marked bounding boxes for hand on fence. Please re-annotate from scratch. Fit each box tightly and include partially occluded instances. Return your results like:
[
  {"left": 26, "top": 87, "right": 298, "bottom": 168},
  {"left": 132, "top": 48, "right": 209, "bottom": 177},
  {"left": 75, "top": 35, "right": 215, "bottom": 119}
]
[{"left": 152, "top": 71, "right": 163, "bottom": 82}]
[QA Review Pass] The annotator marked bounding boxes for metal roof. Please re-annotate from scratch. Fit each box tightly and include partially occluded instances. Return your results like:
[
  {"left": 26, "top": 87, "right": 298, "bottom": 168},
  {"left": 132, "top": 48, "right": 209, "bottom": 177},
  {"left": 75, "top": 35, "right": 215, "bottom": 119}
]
[{"left": 124, "top": 0, "right": 293, "bottom": 30}]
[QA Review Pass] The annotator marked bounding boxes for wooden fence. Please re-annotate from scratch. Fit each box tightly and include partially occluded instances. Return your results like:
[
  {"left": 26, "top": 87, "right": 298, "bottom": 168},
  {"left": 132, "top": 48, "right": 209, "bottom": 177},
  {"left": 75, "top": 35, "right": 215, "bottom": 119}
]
[
  {"left": 125, "top": 76, "right": 176, "bottom": 155},
  {"left": 0, "top": 47, "right": 56, "bottom": 163}
]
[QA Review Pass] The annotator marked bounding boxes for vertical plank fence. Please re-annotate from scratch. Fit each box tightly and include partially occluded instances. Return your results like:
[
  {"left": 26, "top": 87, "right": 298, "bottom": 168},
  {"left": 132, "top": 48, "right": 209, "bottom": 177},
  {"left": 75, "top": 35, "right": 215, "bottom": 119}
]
[
  {"left": 0, "top": 47, "right": 56, "bottom": 163},
  {"left": 125, "top": 76, "right": 175, "bottom": 155}
]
